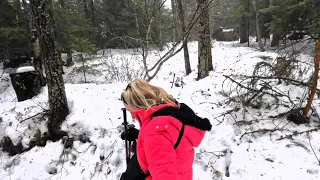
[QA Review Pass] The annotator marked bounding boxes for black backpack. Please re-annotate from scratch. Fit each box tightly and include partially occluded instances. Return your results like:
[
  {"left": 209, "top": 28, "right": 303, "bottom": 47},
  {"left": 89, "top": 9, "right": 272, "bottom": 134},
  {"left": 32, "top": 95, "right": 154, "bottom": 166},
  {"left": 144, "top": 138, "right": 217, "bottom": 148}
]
[{"left": 120, "top": 103, "right": 212, "bottom": 180}]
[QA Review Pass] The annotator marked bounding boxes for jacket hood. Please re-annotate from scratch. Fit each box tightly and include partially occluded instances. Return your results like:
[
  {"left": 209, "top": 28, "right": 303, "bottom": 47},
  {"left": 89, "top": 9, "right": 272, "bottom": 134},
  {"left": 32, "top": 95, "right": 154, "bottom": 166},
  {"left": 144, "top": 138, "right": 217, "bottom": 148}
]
[{"left": 132, "top": 103, "right": 209, "bottom": 148}]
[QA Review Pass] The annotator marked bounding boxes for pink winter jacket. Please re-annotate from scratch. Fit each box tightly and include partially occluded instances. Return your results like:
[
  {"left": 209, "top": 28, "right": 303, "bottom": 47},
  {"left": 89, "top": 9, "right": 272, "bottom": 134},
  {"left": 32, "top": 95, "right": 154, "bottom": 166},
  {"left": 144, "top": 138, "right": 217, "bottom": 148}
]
[{"left": 131, "top": 104, "right": 206, "bottom": 180}]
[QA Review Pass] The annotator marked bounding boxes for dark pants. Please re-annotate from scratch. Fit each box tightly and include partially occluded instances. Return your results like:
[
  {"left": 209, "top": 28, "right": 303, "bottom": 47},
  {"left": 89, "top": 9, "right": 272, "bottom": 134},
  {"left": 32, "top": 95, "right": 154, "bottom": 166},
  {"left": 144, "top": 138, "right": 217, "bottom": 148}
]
[{"left": 120, "top": 153, "right": 148, "bottom": 180}]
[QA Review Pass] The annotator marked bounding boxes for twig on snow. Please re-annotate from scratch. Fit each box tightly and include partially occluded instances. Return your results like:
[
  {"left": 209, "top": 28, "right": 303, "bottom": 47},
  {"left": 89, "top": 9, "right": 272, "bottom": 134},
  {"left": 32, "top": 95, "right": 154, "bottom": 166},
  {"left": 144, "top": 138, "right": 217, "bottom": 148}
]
[
  {"left": 19, "top": 110, "right": 49, "bottom": 123},
  {"left": 276, "top": 128, "right": 320, "bottom": 141},
  {"left": 307, "top": 132, "right": 320, "bottom": 165},
  {"left": 240, "top": 128, "right": 279, "bottom": 140}
]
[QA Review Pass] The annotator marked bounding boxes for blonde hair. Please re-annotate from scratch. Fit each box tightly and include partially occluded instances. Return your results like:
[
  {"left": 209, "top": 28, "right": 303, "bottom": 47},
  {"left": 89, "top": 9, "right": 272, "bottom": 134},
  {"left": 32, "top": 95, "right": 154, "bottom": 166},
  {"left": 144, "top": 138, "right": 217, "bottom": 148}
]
[{"left": 121, "top": 79, "right": 176, "bottom": 109}]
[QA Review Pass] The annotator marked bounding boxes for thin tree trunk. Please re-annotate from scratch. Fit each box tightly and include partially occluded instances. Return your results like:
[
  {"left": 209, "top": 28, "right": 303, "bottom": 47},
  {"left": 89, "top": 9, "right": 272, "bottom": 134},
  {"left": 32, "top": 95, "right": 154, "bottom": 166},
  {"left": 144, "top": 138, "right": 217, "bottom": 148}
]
[
  {"left": 303, "top": 40, "right": 320, "bottom": 116},
  {"left": 177, "top": 0, "right": 191, "bottom": 75},
  {"left": 271, "top": 33, "right": 281, "bottom": 47},
  {"left": 253, "top": 0, "right": 265, "bottom": 52},
  {"left": 197, "top": 0, "right": 212, "bottom": 80},
  {"left": 14, "top": 0, "right": 21, "bottom": 28},
  {"left": 58, "top": 0, "right": 65, "bottom": 7},
  {"left": 22, "top": 0, "right": 46, "bottom": 85},
  {"left": 89, "top": 0, "right": 95, "bottom": 26},
  {"left": 171, "top": 0, "right": 179, "bottom": 42},
  {"left": 59, "top": 0, "right": 73, "bottom": 66},
  {"left": 5, "top": 37, "right": 9, "bottom": 60},
  {"left": 240, "top": 0, "right": 249, "bottom": 44},
  {"left": 82, "top": 60, "right": 86, "bottom": 83},
  {"left": 31, "top": 0, "right": 69, "bottom": 136},
  {"left": 83, "top": 0, "right": 90, "bottom": 20},
  {"left": 247, "top": 0, "right": 250, "bottom": 47},
  {"left": 155, "top": 9, "right": 164, "bottom": 51},
  {"left": 270, "top": 0, "right": 280, "bottom": 47},
  {"left": 58, "top": 50, "right": 65, "bottom": 74}
]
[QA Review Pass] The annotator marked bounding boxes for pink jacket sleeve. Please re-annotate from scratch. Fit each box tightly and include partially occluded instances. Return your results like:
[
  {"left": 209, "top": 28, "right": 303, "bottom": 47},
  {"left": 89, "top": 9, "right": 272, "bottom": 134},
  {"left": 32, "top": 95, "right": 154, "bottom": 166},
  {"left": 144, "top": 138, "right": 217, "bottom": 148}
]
[{"left": 144, "top": 131, "right": 178, "bottom": 180}]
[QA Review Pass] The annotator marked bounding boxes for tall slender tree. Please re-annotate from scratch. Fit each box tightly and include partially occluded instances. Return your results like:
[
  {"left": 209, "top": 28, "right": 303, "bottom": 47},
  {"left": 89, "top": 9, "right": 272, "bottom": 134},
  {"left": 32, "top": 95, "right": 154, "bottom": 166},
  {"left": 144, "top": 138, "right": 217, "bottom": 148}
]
[
  {"left": 176, "top": 0, "right": 191, "bottom": 75},
  {"left": 171, "top": 0, "right": 179, "bottom": 42},
  {"left": 239, "top": 0, "right": 249, "bottom": 44},
  {"left": 197, "top": 0, "right": 213, "bottom": 80},
  {"left": 30, "top": 0, "right": 69, "bottom": 136},
  {"left": 253, "top": 0, "right": 265, "bottom": 52}
]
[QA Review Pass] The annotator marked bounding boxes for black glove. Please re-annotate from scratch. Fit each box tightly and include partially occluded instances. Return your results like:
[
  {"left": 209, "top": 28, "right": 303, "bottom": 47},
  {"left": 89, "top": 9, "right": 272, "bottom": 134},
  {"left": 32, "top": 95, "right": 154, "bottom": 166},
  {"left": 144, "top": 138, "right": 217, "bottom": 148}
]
[{"left": 121, "top": 126, "right": 139, "bottom": 141}]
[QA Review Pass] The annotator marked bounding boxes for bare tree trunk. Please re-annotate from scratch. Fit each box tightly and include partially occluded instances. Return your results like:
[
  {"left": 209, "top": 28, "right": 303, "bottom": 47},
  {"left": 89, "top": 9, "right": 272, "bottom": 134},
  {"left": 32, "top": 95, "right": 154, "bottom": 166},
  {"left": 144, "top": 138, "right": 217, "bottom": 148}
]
[
  {"left": 177, "top": 0, "right": 191, "bottom": 75},
  {"left": 253, "top": 0, "right": 265, "bottom": 52},
  {"left": 58, "top": 0, "right": 73, "bottom": 67},
  {"left": 155, "top": 8, "right": 164, "bottom": 51},
  {"left": 270, "top": 0, "right": 281, "bottom": 47},
  {"left": 303, "top": 40, "right": 320, "bottom": 116},
  {"left": 197, "top": 0, "right": 213, "bottom": 80},
  {"left": 82, "top": 60, "right": 87, "bottom": 83},
  {"left": 171, "top": 0, "right": 179, "bottom": 42},
  {"left": 58, "top": 50, "right": 65, "bottom": 74},
  {"left": 89, "top": 0, "right": 95, "bottom": 26},
  {"left": 21, "top": 0, "right": 46, "bottom": 85},
  {"left": 31, "top": 0, "right": 69, "bottom": 137},
  {"left": 240, "top": 0, "right": 249, "bottom": 44},
  {"left": 83, "top": 0, "right": 90, "bottom": 20},
  {"left": 13, "top": 0, "right": 21, "bottom": 27}
]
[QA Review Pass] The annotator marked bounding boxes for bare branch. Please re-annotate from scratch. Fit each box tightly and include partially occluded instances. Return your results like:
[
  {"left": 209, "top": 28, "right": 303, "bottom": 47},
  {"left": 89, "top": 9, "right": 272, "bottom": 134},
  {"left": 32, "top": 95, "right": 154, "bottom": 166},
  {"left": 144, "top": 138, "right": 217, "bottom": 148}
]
[
  {"left": 276, "top": 128, "right": 320, "bottom": 141},
  {"left": 308, "top": 132, "right": 320, "bottom": 165},
  {"left": 240, "top": 128, "right": 279, "bottom": 140}
]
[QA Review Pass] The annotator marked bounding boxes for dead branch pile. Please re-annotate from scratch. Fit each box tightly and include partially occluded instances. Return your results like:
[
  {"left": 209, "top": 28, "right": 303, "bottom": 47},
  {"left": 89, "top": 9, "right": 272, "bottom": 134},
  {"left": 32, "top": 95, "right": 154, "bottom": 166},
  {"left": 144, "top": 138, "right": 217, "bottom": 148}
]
[{"left": 221, "top": 57, "right": 319, "bottom": 125}]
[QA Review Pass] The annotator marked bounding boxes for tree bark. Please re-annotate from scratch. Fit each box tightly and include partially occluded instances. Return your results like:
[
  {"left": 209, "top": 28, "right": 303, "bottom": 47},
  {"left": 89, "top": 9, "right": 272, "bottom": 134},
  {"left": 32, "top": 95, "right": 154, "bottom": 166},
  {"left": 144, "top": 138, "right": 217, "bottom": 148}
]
[
  {"left": 240, "top": 0, "right": 249, "bottom": 44},
  {"left": 253, "top": 0, "right": 265, "bottom": 52},
  {"left": 59, "top": 0, "right": 73, "bottom": 67},
  {"left": 171, "top": 0, "right": 180, "bottom": 42},
  {"left": 31, "top": 0, "right": 69, "bottom": 136},
  {"left": 177, "top": 0, "right": 191, "bottom": 75},
  {"left": 271, "top": 33, "right": 281, "bottom": 47},
  {"left": 197, "top": 0, "right": 213, "bottom": 80},
  {"left": 89, "top": 0, "right": 96, "bottom": 26},
  {"left": 303, "top": 40, "right": 320, "bottom": 116},
  {"left": 83, "top": 0, "right": 90, "bottom": 20},
  {"left": 13, "top": 0, "right": 21, "bottom": 27},
  {"left": 270, "top": 0, "right": 280, "bottom": 47},
  {"left": 21, "top": 0, "right": 46, "bottom": 85}
]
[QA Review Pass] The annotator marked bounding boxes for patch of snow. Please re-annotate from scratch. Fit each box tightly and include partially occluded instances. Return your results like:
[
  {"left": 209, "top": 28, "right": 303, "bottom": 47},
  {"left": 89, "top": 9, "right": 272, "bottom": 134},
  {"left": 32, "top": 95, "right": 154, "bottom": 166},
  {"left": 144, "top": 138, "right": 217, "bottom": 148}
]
[
  {"left": 223, "top": 29, "right": 235, "bottom": 32},
  {"left": 16, "top": 66, "right": 35, "bottom": 73}
]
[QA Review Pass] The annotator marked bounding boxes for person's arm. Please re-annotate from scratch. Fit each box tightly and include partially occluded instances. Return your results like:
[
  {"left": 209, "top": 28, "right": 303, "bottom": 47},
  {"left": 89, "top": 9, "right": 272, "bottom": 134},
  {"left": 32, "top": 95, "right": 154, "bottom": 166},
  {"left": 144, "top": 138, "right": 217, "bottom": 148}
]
[{"left": 144, "top": 131, "right": 178, "bottom": 180}]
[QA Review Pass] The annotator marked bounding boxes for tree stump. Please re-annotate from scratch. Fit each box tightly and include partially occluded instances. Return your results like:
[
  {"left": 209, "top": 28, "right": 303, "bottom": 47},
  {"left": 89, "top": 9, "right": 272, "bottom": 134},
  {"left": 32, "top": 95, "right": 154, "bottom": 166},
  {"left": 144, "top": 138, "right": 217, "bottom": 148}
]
[{"left": 9, "top": 66, "right": 43, "bottom": 102}]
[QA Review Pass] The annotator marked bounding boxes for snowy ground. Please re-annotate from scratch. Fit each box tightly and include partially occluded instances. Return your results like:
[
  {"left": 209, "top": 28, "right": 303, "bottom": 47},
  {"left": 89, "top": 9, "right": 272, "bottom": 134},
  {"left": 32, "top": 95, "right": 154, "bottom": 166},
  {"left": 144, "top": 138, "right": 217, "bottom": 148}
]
[{"left": 0, "top": 39, "right": 320, "bottom": 180}]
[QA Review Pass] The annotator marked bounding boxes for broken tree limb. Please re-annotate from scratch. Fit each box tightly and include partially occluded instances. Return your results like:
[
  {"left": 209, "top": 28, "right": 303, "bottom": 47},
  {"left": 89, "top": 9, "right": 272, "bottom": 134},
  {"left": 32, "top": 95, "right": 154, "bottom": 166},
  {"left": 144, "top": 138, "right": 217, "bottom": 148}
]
[{"left": 303, "top": 40, "right": 320, "bottom": 116}]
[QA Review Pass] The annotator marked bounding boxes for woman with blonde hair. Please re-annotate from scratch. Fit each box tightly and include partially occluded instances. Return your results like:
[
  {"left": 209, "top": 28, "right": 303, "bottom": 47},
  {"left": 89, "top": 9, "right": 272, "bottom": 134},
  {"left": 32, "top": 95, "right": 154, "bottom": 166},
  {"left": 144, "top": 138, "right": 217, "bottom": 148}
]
[{"left": 120, "top": 79, "right": 212, "bottom": 180}]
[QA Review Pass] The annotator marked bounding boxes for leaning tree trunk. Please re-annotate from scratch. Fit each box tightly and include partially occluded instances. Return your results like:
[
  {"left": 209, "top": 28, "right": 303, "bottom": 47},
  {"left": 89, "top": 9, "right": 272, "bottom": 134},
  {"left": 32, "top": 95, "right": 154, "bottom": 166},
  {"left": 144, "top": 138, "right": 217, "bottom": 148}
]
[
  {"left": 177, "top": 0, "right": 191, "bottom": 75},
  {"left": 31, "top": 0, "right": 69, "bottom": 137},
  {"left": 253, "top": 0, "right": 265, "bottom": 52},
  {"left": 303, "top": 40, "right": 320, "bottom": 116},
  {"left": 197, "top": 0, "right": 213, "bottom": 80}
]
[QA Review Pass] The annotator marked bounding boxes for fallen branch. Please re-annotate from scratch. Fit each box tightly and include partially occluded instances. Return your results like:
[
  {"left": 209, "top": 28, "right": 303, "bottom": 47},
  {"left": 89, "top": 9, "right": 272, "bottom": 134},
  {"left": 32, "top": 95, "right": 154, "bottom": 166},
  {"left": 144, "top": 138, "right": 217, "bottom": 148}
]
[
  {"left": 276, "top": 128, "right": 320, "bottom": 141},
  {"left": 240, "top": 128, "right": 279, "bottom": 140},
  {"left": 234, "top": 75, "right": 320, "bottom": 95},
  {"left": 223, "top": 75, "right": 283, "bottom": 104},
  {"left": 19, "top": 110, "right": 49, "bottom": 123}
]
